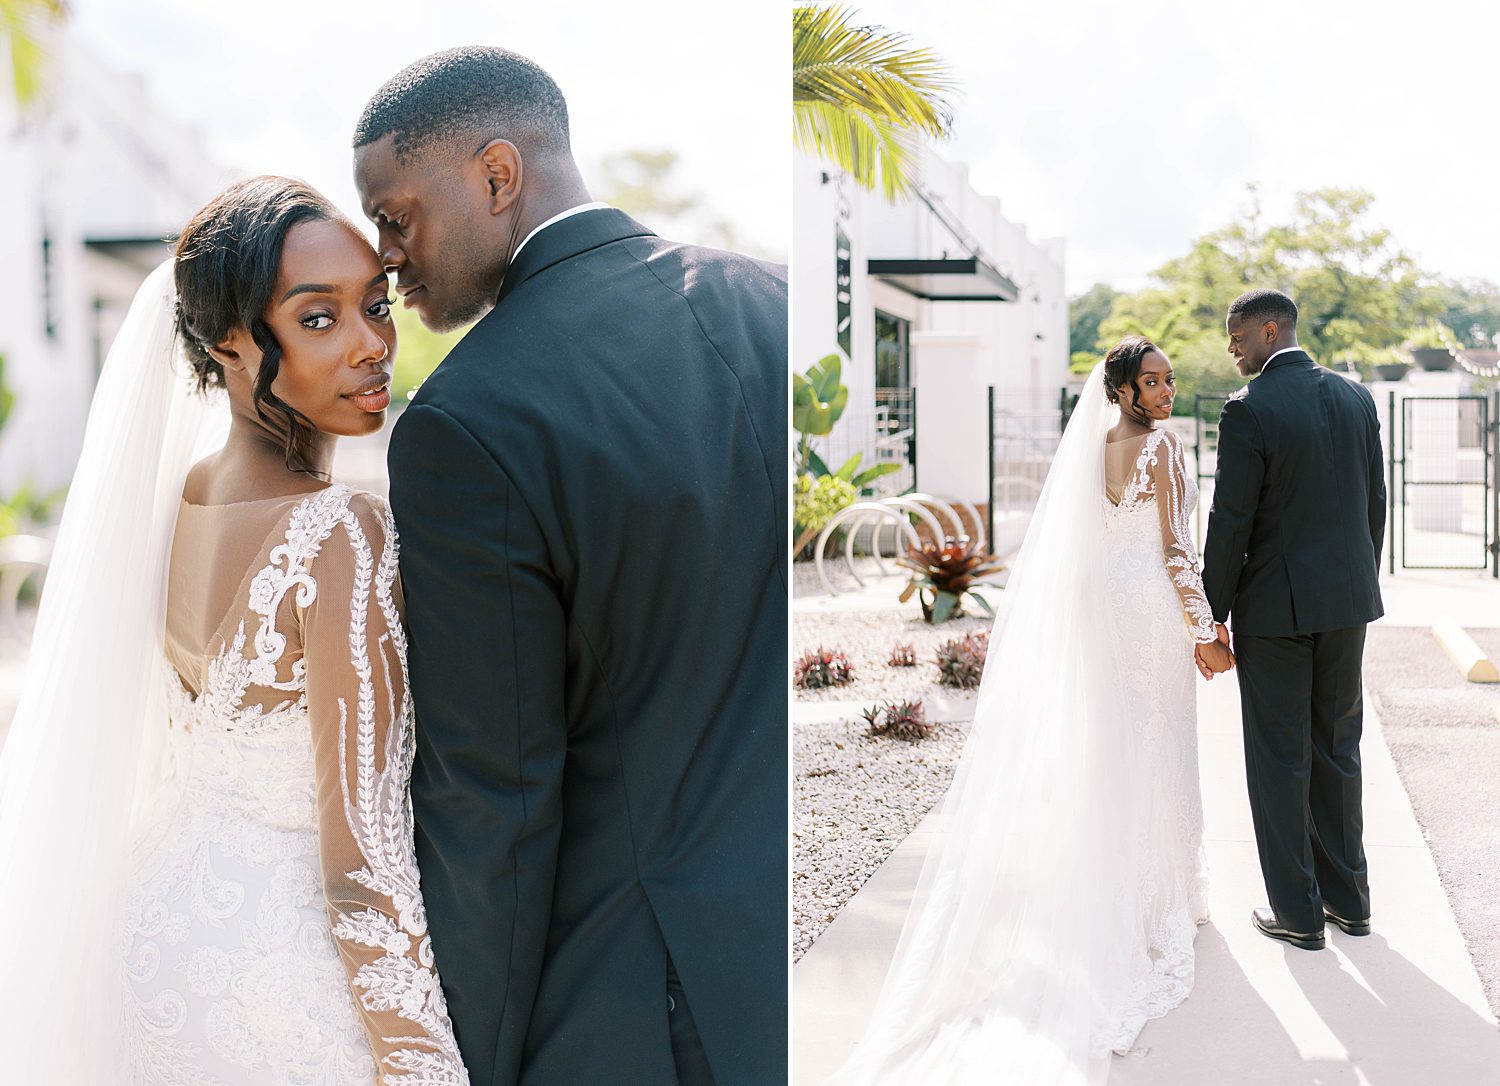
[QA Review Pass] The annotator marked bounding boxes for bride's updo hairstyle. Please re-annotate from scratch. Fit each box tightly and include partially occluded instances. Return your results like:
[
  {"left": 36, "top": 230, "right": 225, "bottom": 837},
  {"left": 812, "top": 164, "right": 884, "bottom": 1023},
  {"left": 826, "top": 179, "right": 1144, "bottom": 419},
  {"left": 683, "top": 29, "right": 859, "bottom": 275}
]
[
  {"left": 1102, "top": 335, "right": 1162, "bottom": 424},
  {"left": 173, "top": 175, "right": 343, "bottom": 471}
]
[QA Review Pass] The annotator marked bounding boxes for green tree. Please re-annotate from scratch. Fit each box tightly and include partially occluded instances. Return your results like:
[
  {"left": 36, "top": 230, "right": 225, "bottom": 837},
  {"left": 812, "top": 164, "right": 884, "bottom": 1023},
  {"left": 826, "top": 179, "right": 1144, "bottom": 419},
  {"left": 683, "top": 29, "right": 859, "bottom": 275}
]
[
  {"left": 1265, "top": 188, "right": 1434, "bottom": 365},
  {"left": 1421, "top": 277, "right": 1500, "bottom": 349},
  {"left": 1068, "top": 282, "right": 1118, "bottom": 363},
  {"left": 594, "top": 148, "right": 741, "bottom": 252},
  {"left": 1, "top": 0, "right": 65, "bottom": 106},
  {"left": 1097, "top": 186, "right": 1441, "bottom": 411},
  {"left": 792, "top": 3, "right": 956, "bottom": 201}
]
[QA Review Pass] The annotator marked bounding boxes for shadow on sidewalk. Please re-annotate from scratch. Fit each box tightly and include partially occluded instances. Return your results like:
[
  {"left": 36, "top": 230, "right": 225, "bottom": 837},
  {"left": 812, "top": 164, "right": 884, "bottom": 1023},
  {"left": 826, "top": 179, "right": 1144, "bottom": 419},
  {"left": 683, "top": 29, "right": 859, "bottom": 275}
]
[
  {"left": 1117, "top": 923, "right": 1363, "bottom": 1085},
  {"left": 1283, "top": 932, "right": 1500, "bottom": 1082}
]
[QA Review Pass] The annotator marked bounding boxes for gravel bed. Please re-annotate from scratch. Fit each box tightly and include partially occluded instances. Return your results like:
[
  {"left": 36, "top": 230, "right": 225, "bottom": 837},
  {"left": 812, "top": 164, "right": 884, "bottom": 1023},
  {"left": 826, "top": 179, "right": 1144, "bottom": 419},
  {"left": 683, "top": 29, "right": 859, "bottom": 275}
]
[
  {"left": 1366, "top": 624, "right": 1500, "bottom": 1019},
  {"left": 793, "top": 609, "right": 992, "bottom": 705},
  {"left": 793, "top": 716, "right": 968, "bottom": 960}
]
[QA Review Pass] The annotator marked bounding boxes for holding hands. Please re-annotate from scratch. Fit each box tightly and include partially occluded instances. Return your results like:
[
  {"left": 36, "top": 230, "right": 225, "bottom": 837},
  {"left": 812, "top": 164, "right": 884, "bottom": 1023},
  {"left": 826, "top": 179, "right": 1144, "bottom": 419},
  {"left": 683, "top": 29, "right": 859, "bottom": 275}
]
[{"left": 1194, "top": 623, "right": 1235, "bottom": 680}]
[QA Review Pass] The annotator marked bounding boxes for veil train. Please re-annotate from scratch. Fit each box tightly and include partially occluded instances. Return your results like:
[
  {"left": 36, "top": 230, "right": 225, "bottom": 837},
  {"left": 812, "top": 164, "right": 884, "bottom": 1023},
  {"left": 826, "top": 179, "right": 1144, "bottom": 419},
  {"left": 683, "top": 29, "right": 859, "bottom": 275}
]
[
  {"left": 0, "top": 261, "right": 227, "bottom": 1079},
  {"left": 828, "top": 362, "right": 1156, "bottom": 1085}
]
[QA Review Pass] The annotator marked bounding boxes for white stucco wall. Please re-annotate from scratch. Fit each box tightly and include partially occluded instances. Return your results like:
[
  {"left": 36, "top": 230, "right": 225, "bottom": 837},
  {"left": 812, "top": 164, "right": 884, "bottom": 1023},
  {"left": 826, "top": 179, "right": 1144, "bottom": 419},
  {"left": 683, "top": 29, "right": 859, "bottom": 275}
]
[
  {"left": 0, "top": 35, "right": 229, "bottom": 495},
  {"left": 792, "top": 145, "right": 1068, "bottom": 498}
]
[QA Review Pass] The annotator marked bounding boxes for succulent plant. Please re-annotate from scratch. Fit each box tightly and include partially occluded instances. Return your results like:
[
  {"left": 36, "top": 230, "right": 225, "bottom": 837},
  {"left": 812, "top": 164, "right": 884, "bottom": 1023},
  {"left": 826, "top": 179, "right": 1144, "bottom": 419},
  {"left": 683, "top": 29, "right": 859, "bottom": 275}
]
[
  {"left": 863, "top": 698, "right": 931, "bottom": 742},
  {"left": 794, "top": 645, "right": 856, "bottom": 690},
  {"left": 897, "top": 535, "right": 1007, "bottom": 623},
  {"left": 793, "top": 473, "right": 858, "bottom": 538},
  {"left": 935, "top": 630, "right": 989, "bottom": 690},
  {"left": 887, "top": 642, "right": 917, "bottom": 668}
]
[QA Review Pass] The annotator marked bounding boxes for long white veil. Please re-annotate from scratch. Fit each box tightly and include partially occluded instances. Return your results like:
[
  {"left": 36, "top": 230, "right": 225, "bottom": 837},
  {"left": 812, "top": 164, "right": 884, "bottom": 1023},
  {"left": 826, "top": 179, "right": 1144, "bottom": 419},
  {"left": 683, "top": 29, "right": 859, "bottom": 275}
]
[
  {"left": 0, "top": 260, "right": 226, "bottom": 1079},
  {"left": 830, "top": 362, "right": 1152, "bottom": 1084}
]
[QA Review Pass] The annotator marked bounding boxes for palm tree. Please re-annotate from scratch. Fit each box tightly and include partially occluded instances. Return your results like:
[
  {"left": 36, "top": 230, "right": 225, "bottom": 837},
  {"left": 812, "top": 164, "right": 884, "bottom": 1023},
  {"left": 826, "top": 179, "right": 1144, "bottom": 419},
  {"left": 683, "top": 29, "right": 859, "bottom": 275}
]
[
  {"left": 792, "top": 3, "right": 957, "bottom": 201},
  {"left": 1, "top": 0, "right": 66, "bottom": 107}
]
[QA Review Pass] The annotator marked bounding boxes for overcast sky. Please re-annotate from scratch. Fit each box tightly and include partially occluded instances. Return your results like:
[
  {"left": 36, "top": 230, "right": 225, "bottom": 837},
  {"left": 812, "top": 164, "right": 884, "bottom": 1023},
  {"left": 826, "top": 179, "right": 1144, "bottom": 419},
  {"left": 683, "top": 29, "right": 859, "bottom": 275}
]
[
  {"left": 851, "top": 0, "right": 1500, "bottom": 297},
  {"left": 68, "top": 0, "right": 786, "bottom": 260}
]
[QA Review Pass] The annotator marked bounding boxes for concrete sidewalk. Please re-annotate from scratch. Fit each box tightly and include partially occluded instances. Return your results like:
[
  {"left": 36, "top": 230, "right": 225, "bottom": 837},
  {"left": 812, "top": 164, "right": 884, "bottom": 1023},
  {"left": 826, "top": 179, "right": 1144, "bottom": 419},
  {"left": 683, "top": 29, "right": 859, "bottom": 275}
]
[{"left": 792, "top": 669, "right": 1500, "bottom": 1083}]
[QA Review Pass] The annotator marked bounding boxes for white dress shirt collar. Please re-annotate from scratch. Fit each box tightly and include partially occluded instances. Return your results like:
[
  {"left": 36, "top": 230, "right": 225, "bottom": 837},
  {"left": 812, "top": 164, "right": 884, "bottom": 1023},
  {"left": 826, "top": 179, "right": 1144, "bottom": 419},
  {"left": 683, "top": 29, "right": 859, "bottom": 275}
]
[
  {"left": 512, "top": 201, "right": 611, "bottom": 261},
  {"left": 1265, "top": 346, "right": 1304, "bottom": 366}
]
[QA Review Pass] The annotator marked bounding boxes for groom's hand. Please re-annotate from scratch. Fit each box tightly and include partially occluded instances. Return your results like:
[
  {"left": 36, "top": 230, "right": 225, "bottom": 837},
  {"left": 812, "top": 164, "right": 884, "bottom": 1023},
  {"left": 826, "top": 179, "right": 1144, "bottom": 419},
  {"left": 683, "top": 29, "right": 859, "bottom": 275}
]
[{"left": 1216, "top": 622, "right": 1230, "bottom": 647}]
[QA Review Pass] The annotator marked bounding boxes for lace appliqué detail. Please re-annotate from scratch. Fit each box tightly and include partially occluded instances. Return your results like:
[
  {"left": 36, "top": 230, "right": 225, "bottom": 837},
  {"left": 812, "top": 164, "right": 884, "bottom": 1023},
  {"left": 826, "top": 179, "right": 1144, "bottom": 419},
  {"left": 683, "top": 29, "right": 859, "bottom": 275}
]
[
  {"left": 121, "top": 486, "right": 468, "bottom": 1086},
  {"left": 1097, "top": 430, "right": 1212, "bottom": 1057},
  {"left": 1110, "top": 430, "right": 1218, "bottom": 645},
  {"left": 195, "top": 489, "right": 345, "bottom": 734},
  {"left": 324, "top": 499, "right": 468, "bottom": 1084}
]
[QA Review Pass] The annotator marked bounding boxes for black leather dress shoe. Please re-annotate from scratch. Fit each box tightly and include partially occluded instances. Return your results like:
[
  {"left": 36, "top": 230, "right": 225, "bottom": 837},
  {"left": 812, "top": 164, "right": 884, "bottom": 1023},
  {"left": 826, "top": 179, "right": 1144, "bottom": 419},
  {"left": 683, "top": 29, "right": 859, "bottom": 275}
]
[
  {"left": 1251, "top": 906, "right": 1325, "bottom": 950},
  {"left": 1323, "top": 905, "right": 1371, "bottom": 936}
]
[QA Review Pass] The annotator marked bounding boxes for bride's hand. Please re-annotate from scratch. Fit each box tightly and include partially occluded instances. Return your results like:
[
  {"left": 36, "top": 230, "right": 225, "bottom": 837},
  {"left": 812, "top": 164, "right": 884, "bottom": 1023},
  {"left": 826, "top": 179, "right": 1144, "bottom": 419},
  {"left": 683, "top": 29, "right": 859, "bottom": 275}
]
[{"left": 1195, "top": 640, "right": 1234, "bottom": 677}]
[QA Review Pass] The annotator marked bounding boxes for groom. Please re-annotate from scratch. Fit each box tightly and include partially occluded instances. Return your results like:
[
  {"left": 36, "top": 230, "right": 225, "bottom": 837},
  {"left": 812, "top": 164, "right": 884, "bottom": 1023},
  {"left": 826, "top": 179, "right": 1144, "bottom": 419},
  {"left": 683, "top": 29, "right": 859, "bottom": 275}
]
[
  {"left": 1201, "top": 288, "right": 1385, "bottom": 952},
  {"left": 353, "top": 48, "right": 787, "bottom": 1084}
]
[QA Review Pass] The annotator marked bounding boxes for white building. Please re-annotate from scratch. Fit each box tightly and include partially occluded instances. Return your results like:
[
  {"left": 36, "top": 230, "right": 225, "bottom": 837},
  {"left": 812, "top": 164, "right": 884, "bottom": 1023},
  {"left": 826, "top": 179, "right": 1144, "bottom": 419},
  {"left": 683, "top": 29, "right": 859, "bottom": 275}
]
[
  {"left": 0, "top": 33, "right": 231, "bottom": 495},
  {"left": 792, "top": 145, "right": 1067, "bottom": 516}
]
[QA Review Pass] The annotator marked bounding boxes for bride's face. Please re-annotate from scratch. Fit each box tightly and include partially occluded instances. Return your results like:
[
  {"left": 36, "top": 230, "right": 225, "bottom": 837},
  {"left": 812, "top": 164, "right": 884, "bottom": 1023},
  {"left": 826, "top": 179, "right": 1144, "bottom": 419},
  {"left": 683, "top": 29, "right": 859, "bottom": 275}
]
[
  {"left": 230, "top": 219, "right": 398, "bottom": 439},
  {"left": 1123, "top": 352, "right": 1175, "bottom": 421}
]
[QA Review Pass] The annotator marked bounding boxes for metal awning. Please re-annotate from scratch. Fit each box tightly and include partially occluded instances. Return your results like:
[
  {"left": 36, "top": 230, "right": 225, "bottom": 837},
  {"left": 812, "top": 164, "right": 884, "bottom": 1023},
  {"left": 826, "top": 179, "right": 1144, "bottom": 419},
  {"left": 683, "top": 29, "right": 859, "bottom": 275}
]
[{"left": 867, "top": 256, "right": 1019, "bottom": 303}]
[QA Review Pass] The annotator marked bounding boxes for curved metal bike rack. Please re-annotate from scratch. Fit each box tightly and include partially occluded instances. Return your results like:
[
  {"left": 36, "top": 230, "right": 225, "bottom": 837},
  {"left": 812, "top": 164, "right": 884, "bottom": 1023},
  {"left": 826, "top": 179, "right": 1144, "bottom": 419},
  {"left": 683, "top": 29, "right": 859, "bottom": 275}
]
[
  {"left": 814, "top": 502, "right": 932, "bottom": 596},
  {"left": 812, "top": 494, "right": 982, "bottom": 597}
]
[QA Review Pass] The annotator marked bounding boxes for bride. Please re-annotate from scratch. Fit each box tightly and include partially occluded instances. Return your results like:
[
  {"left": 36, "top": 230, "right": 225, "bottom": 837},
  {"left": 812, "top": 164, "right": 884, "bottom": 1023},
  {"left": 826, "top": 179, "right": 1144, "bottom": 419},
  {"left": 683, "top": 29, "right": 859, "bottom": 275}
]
[
  {"left": 829, "top": 337, "right": 1233, "bottom": 1084},
  {"left": 0, "top": 176, "right": 468, "bottom": 1083}
]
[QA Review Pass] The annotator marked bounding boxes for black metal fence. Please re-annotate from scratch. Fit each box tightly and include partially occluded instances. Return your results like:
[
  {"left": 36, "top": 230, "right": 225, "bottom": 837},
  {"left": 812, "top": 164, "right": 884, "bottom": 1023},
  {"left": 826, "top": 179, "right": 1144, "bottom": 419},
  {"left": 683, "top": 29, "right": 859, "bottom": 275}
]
[
  {"left": 1389, "top": 391, "right": 1497, "bottom": 574},
  {"left": 1194, "top": 389, "right": 1499, "bottom": 577},
  {"left": 874, "top": 386, "right": 916, "bottom": 490},
  {"left": 986, "top": 387, "right": 1071, "bottom": 555}
]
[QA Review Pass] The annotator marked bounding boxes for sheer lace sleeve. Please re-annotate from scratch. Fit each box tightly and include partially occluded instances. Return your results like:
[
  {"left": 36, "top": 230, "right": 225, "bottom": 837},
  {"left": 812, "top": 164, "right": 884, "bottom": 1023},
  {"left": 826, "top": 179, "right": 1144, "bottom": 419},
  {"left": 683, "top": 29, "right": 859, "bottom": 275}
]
[
  {"left": 1145, "top": 431, "right": 1218, "bottom": 644},
  {"left": 299, "top": 490, "right": 470, "bottom": 1085}
]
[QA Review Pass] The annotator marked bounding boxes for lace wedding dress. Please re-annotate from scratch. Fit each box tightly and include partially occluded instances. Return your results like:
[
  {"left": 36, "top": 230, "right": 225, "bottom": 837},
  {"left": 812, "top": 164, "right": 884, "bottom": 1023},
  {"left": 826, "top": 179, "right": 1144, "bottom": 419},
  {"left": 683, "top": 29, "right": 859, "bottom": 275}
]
[
  {"left": 828, "top": 368, "right": 1212, "bottom": 1085},
  {"left": 1094, "top": 426, "right": 1214, "bottom": 1048},
  {"left": 0, "top": 265, "right": 465, "bottom": 1083},
  {"left": 119, "top": 484, "right": 468, "bottom": 1085}
]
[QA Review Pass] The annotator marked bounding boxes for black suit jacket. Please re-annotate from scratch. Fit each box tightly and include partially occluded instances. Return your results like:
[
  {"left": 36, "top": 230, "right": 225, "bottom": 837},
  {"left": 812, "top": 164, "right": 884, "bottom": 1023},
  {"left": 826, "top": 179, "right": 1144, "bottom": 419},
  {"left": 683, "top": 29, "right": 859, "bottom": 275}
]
[
  {"left": 387, "top": 209, "right": 787, "bottom": 1085},
  {"left": 1202, "top": 350, "right": 1385, "bottom": 636}
]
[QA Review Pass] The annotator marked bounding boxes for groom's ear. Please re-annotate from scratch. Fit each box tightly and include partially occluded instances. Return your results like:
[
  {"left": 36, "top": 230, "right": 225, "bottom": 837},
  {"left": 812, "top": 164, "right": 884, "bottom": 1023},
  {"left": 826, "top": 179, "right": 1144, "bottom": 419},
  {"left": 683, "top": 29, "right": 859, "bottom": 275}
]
[{"left": 476, "top": 139, "right": 523, "bottom": 215}]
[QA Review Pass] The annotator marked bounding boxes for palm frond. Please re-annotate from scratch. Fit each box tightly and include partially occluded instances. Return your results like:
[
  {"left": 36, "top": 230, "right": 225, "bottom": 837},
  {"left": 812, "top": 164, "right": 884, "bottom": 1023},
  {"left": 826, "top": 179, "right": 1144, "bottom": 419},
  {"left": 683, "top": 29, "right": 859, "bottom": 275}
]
[
  {"left": 0, "top": 0, "right": 66, "bottom": 107},
  {"left": 793, "top": 97, "right": 921, "bottom": 202},
  {"left": 793, "top": 4, "right": 955, "bottom": 136},
  {"left": 792, "top": 3, "right": 956, "bottom": 200}
]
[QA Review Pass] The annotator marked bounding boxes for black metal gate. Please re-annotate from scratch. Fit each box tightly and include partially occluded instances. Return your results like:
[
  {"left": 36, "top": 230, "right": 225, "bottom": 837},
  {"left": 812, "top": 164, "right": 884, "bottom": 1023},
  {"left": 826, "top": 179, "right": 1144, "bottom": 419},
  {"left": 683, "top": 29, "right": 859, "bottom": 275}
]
[
  {"left": 1192, "top": 390, "right": 1499, "bottom": 577},
  {"left": 1389, "top": 391, "right": 1497, "bottom": 575}
]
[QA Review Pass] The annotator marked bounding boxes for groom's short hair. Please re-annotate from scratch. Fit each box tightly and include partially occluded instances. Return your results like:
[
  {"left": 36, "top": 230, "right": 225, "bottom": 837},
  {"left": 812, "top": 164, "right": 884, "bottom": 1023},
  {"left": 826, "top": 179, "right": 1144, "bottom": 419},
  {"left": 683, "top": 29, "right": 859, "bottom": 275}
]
[
  {"left": 1228, "top": 288, "right": 1298, "bottom": 329},
  {"left": 353, "top": 46, "right": 571, "bottom": 163}
]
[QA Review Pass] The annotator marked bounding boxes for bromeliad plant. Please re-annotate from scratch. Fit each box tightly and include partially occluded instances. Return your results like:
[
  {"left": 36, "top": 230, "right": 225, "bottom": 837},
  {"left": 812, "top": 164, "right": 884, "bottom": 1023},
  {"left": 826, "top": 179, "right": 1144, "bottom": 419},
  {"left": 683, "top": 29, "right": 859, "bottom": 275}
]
[
  {"left": 862, "top": 698, "right": 931, "bottom": 742},
  {"left": 897, "top": 535, "right": 1006, "bottom": 623},
  {"left": 935, "top": 630, "right": 988, "bottom": 690},
  {"left": 794, "top": 645, "right": 856, "bottom": 690}
]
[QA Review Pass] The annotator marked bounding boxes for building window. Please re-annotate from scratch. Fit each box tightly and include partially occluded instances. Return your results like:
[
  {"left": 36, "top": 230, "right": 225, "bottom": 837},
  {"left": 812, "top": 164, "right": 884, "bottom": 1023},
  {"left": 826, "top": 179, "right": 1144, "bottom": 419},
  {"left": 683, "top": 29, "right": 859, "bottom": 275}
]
[
  {"left": 875, "top": 311, "right": 915, "bottom": 480},
  {"left": 835, "top": 224, "right": 852, "bottom": 359},
  {"left": 874, "top": 311, "right": 909, "bottom": 389}
]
